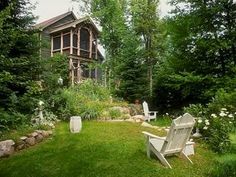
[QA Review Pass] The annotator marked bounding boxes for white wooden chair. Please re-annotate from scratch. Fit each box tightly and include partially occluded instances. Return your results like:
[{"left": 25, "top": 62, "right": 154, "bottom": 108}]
[
  {"left": 142, "top": 101, "right": 158, "bottom": 122},
  {"left": 142, "top": 113, "right": 195, "bottom": 168}
]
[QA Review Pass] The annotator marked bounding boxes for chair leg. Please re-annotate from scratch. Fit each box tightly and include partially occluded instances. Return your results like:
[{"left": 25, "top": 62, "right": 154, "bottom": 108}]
[
  {"left": 146, "top": 140, "right": 151, "bottom": 158},
  {"left": 180, "top": 151, "right": 193, "bottom": 164},
  {"left": 150, "top": 144, "right": 172, "bottom": 168}
]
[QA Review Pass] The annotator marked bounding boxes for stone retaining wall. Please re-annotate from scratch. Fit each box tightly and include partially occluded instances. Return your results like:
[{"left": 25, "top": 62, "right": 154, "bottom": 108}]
[{"left": 0, "top": 130, "right": 53, "bottom": 158}]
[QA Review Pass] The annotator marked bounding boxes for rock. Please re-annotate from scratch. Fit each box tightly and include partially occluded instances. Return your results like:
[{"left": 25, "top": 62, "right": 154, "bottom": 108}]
[
  {"left": 28, "top": 132, "right": 38, "bottom": 137},
  {"left": 47, "top": 130, "right": 53, "bottom": 135},
  {"left": 16, "top": 142, "right": 25, "bottom": 151},
  {"left": 35, "top": 134, "right": 44, "bottom": 143},
  {"left": 35, "top": 130, "right": 43, "bottom": 134},
  {"left": 25, "top": 137, "right": 35, "bottom": 146},
  {"left": 108, "top": 119, "right": 124, "bottom": 122},
  {"left": 0, "top": 140, "right": 15, "bottom": 157},
  {"left": 141, "top": 122, "right": 153, "bottom": 128},
  {"left": 131, "top": 115, "right": 145, "bottom": 121},
  {"left": 125, "top": 118, "right": 135, "bottom": 122},
  {"left": 123, "top": 114, "right": 132, "bottom": 120},
  {"left": 41, "top": 131, "right": 49, "bottom": 137},
  {"left": 128, "top": 104, "right": 143, "bottom": 116},
  {"left": 20, "top": 136, "right": 27, "bottom": 141}
]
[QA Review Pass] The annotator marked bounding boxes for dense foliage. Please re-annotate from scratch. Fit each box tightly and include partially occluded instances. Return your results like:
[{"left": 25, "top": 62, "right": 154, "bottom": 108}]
[
  {"left": 0, "top": 0, "right": 40, "bottom": 130},
  {"left": 154, "top": 0, "right": 236, "bottom": 110}
]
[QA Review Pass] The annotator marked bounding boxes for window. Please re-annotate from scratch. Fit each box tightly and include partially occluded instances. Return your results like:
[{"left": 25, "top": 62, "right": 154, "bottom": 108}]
[
  {"left": 73, "top": 34, "right": 78, "bottom": 47},
  {"left": 80, "top": 28, "right": 90, "bottom": 50},
  {"left": 53, "top": 36, "right": 61, "bottom": 50},
  {"left": 63, "top": 34, "right": 70, "bottom": 48}
]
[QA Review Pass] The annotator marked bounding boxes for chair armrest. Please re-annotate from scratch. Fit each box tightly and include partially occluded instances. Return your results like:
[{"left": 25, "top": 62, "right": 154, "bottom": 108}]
[
  {"left": 142, "top": 131, "right": 165, "bottom": 140},
  {"left": 186, "top": 141, "right": 195, "bottom": 145},
  {"left": 149, "top": 111, "right": 158, "bottom": 113},
  {"left": 148, "top": 111, "right": 158, "bottom": 116}
]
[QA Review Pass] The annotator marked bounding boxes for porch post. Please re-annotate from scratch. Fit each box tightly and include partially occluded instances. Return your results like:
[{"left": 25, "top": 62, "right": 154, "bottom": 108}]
[
  {"left": 69, "top": 57, "right": 74, "bottom": 86},
  {"left": 95, "top": 39, "right": 98, "bottom": 80},
  {"left": 70, "top": 29, "right": 73, "bottom": 54},
  {"left": 77, "top": 61, "right": 81, "bottom": 83},
  {"left": 77, "top": 27, "right": 81, "bottom": 56},
  {"left": 89, "top": 30, "right": 93, "bottom": 59},
  {"left": 60, "top": 32, "right": 63, "bottom": 54},
  {"left": 50, "top": 36, "right": 53, "bottom": 57}
]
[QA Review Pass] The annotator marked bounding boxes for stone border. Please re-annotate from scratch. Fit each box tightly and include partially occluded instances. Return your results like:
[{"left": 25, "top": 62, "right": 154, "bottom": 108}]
[{"left": 0, "top": 130, "right": 53, "bottom": 158}]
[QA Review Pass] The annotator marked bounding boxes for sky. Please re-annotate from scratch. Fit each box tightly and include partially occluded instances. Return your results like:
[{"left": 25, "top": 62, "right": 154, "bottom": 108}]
[{"left": 30, "top": 0, "right": 173, "bottom": 23}]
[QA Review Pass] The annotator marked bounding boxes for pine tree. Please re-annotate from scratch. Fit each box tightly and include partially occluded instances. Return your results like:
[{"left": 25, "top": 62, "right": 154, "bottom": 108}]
[
  {"left": 0, "top": 0, "right": 40, "bottom": 116},
  {"left": 154, "top": 0, "right": 236, "bottom": 109}
]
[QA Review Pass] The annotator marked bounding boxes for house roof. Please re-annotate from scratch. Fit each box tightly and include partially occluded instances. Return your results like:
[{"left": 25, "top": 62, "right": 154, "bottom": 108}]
[
  {"left": 35, "top": 11, "right": 77, "bottom": 30},
  {"left": 49, "top": 16, "right": 100, "bottom": 34}
]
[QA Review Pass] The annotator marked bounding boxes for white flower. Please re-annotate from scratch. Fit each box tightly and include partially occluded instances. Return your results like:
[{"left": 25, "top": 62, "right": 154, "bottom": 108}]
[
  {"left": 221, "top": 108, "right": 227, "bottom": 111},
  {"left": 219, "top": 112, "right": 227, "bottom": 117},
  {"left": 198, "top": 119, "right": 203, "bottom": 123},
  {"left": 166, "top": 113, "right": 169, "bottom": 116},
  {"left": 211, "top": 114, "right": 217, "bottom": 118},
  {"left": 38, "top": 100, "right": 44, "bottom": 106},
  {"left": 203, "top": 126, "right": 208, "bottom": 130},
  {"left": 229, "top": 121, "right": 232, "bottom": 124},
  {"left": 205, "top": 122, "right": 210, "bottom": 125},
  {"left": 228, "top": 114, "right": 234, "bottom": 118}
]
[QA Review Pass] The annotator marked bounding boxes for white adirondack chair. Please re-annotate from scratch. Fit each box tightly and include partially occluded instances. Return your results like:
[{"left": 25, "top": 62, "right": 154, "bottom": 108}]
[
  {"left": 142, "top": 101, "right": 158, "bottom": 122},
  {"left": 142, "top": 113, "right": 195, "bottom": 168}
]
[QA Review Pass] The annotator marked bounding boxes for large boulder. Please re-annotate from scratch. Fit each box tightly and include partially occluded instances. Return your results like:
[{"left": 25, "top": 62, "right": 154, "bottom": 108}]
[
  {"left": 131, "top": 115, "right": 145, "bottom": 122},
  {"left": 25, "top": 137, "right": 35, "bottom": 146},
  {"left": 128, "top": 104, "right": 143, "bottom": 116},
  {"left": 15, "top": 139, "right": 26, "bottom": 151},
  {"left": 0, "top": 140, "right": 15, "bottom": 157},
  {"left": 35, "top": 134, "right": 44, "bottom": 143}
]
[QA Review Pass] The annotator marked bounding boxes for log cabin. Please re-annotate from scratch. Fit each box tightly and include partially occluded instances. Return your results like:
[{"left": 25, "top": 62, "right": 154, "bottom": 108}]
[{"left": 35, "top": 11, "right": 104, "bottom": 85}]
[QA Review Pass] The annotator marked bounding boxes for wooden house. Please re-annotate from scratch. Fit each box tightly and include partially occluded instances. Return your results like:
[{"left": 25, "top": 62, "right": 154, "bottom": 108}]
[{"left": 35, "top": 11, "right": 104, "bottom": 85}]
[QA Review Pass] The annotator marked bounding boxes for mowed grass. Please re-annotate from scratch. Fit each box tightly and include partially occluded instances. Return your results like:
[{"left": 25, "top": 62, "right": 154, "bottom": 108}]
[{"left": 0, "top": 121, "right": 215, "bottom": 177}]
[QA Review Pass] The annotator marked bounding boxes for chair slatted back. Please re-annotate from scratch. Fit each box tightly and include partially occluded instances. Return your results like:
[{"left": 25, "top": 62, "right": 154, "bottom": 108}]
[
  {"left": 161, "top": 113, "right": 195, "bottom": 155},
  {"left": 142, "top": 101, "right": 149, "bottom": 118}
]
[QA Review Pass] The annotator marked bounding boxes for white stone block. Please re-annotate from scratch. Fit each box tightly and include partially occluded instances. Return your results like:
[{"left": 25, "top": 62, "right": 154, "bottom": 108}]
[
  {"left": 70, "top": 116, "right": 82, "bottom": 133},
  {"left": 182, "top": 142, "right": 195, "bottom": 156}
]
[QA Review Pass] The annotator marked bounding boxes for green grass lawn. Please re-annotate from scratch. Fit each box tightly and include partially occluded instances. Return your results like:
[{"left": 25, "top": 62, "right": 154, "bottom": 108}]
[{"left": 0, "top": 121, "right": 216, "bottom": 177}]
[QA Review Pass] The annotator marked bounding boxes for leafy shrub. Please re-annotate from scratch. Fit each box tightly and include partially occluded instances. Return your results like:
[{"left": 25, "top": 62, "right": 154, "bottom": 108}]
[
  {"left": 54, "top": 79, "right": 127, "bottom": 120},
  {"left": 184, "top": 104, "right": 206, "bottom": 117},
  {"left": 207, "top": 116, "right": 232, "bottom": 154},
  {"left": 42, "top": 54, "right": 69, "bottom": 90},
  {"left": 31, "top": 107, "right": 58, "bottom": 128},
  {"left": 0, "top": 109, "right": 29, "bottom": 131},
  {"left": 108, "top": 109, "right": 122, "bottom": 119},
  {"left": 208, "top": 89, "right": 236, "bottom": 126},
  {"left": 184, "top": 103, "right": 235, "bottom": 153},
  {"left": 210, "top": 154, "right": 236, "bottom": 177},
  {"left": 80, "top": 101, "right": 104, "bottom": 120}
]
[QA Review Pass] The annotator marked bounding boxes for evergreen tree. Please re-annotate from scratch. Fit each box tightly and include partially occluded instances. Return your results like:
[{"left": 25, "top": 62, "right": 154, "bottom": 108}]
[
  {"left": 74, "top": 0, "right": 164, "bottom": 102},
  {"left": 0, "top": 0, "right": 40, "bottom": 129},
  {"left": 154, "top": 0, "right": 236, "bottom": 110},
  {"left": 130, "top": 0, "right": 162, "bottom": 98}
]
